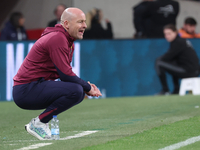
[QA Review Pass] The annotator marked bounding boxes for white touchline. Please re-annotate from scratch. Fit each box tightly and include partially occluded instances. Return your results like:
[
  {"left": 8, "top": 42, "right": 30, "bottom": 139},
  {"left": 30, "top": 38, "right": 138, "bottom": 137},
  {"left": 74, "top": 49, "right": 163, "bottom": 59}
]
[
  {"left": 60, "top": 130, "right": 98, "bottom": 140},
  {"left": 16, "top": 143, "right": 52, "bottom": 150},
  {"left": 4, "top": 140, "right": 38, "bottom": 143},
  {"left": 159, "top": 135, "right": 200, "bottom": 150},
  {"left": 15, "top": 131, "right": 98, "bottom": 150}
]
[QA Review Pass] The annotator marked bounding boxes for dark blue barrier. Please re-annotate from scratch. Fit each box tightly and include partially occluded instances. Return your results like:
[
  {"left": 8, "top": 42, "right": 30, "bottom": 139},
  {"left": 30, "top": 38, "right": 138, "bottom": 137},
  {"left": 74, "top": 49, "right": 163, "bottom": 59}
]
[{"left": 0, "top": 39, "right": 200, "bottom": 101}]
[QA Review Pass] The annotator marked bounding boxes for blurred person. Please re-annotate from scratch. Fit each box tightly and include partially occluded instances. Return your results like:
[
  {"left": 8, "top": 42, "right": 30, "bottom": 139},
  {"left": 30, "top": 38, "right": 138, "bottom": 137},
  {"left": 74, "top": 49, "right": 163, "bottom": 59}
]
[
  {"left": 0, "top": 12, "right": 27, "bottom": 41},
  {"left": 84, "top": 8, "right": 113, "bottom": 39},
  {"left": 13, "top": 7, "right": 102, "bottom": 140},
  {"left": 179, "top": 17, "right": 200, "bottom": 38},
  {"left": 47, "top": 4, "right": 66, "bottom": 27},
  {"left": 133, "top": 0, "right": 154, "bottom": 38},
  {"left": 155, "top": 24, "right": 199, "bottom": 95},
  {"left": 133, "top": 0, "right": 179, "bottom": 38}
]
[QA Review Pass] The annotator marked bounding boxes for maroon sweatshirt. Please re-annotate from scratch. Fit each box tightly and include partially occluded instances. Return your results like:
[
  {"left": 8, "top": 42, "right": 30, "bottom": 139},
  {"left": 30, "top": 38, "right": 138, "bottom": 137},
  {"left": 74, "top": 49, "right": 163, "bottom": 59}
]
[{"left": 13, "top": 24, "right": 91, "bottom": 92}]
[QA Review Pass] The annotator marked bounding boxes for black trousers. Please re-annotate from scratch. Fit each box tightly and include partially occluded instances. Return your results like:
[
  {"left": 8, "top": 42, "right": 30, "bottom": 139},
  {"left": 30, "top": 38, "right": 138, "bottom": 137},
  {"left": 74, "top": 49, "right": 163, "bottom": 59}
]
[
  {"left": 155, "top": 59, "right": 199, "bottom": 93},
  {"left": 13, "top": 78, "right": 85, "bottom": 123}
]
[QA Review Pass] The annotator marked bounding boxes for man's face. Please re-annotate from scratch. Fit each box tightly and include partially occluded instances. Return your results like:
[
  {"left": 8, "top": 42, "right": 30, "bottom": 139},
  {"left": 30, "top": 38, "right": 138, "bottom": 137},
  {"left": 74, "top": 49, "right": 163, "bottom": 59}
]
[
  {"left": 184, "top": 24, "right": 196, "bottom": 34},
  {"left": 66, "top": 13, "right": 87, "bottom": 39},
  {"left": 56, "top": 6, "right": 65, "bottom": 20},
  {"left": 19, "top": 18, "right": 25, "bottom": 26},
  {"left": 164, "top": 29, "right": 177, "bottom": 42}
]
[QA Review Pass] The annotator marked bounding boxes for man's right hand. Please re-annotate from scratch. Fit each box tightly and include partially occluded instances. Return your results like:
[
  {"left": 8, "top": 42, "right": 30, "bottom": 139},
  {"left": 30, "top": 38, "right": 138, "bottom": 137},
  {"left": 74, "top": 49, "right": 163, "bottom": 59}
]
[{"left": 85, "top": 82, "right": 102, "bottom": 97}]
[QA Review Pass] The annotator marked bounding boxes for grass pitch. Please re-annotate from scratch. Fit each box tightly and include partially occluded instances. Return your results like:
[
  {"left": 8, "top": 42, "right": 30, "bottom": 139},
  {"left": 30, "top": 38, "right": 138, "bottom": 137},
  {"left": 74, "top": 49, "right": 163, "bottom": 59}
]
[{"left": 1, "top": 95, "right": 200, "bottom": 150}]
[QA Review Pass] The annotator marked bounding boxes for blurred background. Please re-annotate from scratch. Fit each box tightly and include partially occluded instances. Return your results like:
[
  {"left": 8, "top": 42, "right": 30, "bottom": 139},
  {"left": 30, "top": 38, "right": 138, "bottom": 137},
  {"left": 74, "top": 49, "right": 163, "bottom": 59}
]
[
  {"left": 0, "top": 0, "right": 200, "bottom": 39},
  {"left": 1, "top": 0, "right": 200, "bottom": 100}
]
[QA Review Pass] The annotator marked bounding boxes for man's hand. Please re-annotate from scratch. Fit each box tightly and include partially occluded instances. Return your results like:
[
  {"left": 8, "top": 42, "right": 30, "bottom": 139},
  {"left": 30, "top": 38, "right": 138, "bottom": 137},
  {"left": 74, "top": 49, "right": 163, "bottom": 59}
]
[{"left": 85, "top": 81, "right": 102, "bottom": 97}]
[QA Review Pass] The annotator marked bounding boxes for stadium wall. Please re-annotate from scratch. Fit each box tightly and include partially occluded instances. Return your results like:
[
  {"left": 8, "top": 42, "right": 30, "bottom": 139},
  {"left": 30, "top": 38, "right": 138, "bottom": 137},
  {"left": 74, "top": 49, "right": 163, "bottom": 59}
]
[
  {"left": 0, "top": 39, "right": 200, "bottom": 101},
  {"left": 1, "top": 0, "right": 200, "bottom": 38}
]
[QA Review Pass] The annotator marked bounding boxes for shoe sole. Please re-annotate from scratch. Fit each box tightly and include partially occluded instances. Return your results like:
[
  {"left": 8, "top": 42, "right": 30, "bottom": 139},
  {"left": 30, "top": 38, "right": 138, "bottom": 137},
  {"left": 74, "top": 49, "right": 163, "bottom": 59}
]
[{"left": 25, "top": 124, "right": 44, "bottom": 140}]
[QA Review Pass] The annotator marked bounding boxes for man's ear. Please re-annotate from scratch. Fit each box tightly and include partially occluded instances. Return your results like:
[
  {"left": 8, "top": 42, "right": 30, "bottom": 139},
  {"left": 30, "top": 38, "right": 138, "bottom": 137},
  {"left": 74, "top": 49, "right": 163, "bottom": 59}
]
[{"left": 64, "top": 20, "right": 69, "bottom": 29}]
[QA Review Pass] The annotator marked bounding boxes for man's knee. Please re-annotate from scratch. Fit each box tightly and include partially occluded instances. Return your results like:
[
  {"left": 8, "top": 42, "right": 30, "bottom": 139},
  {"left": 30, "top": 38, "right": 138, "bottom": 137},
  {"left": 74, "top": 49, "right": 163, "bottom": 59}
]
[
  {"left": 155, "top": 57, "right": 162, "bottom": 66},
  {"left": 69, "top": 83, "right": 84, "bottom": 101}
]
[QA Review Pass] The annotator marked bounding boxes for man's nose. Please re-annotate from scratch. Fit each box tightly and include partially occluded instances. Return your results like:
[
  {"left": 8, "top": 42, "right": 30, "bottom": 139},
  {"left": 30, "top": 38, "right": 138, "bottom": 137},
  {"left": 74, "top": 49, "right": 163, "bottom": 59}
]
[{"left": 83, "top": 22, "right": 87, "bottom": 28}]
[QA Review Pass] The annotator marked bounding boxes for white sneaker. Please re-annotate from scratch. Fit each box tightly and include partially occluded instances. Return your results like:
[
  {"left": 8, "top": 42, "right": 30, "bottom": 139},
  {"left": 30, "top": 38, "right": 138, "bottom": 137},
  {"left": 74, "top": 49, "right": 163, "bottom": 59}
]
[{"left": 25, "top": 117, "right": 51, "bottom": 140}]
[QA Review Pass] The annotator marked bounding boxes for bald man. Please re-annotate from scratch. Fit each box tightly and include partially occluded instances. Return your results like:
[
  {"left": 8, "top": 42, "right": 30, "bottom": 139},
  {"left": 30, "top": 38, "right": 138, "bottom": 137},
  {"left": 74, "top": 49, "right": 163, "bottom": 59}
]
[{"left": 13, "top": 8, "right": 102, "bottom": 140}]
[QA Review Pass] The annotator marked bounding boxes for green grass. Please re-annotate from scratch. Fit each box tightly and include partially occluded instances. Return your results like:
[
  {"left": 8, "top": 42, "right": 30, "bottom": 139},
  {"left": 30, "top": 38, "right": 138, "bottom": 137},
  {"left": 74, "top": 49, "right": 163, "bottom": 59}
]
[{"left": 1, "top": 95, "right": 200, "bottom": 150}]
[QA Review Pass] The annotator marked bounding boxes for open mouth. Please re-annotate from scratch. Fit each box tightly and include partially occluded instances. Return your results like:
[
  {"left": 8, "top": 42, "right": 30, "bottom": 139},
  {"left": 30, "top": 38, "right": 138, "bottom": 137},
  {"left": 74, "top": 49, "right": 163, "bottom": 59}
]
[{"left": 79, "top": 29, "right": 84, "bottom": 35}]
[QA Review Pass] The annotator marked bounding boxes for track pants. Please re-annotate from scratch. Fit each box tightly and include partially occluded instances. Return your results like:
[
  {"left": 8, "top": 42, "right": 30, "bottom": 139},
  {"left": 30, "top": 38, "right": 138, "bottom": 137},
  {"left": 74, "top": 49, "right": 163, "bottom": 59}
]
[
  {"left": 13, "top": 78, "right": 85, "bottom": 123},
  {"left": 155, "top": 59, "right": 199, "bottom": 93}
]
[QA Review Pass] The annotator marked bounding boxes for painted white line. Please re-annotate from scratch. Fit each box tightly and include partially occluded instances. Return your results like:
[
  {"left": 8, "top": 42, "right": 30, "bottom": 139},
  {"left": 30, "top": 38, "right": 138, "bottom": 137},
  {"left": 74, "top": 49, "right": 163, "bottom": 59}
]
[
  {"left": 14, "top": 131, "right": 98, "bottom": 150},
  {"left": 4, "top": 140, "right": 38, "bottom": 143},
  {"left": 60, "top": 130, "right": 98, "bottom": 140},
  {"left": 15, "top": 143, "right": 52, "bottom": 150},
  {"left": 9, "top": 144, "right": 19, "bottom": 146},
  {"left": 4, "top": 131, "right": 98, "bottom": 143},
  {"left": 159, "top": 135, "right": 200, "bottom": 150}
]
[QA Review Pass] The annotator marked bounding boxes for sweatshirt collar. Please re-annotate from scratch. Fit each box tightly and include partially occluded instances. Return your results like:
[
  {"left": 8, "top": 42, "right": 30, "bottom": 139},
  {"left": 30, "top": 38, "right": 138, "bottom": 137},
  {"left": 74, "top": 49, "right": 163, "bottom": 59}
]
[
  {"left": 42, "top": 24, "right": 76, "bottom": 45},
  {"left": 56, "top": 24, "right": 76, "bottom": 44}
]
